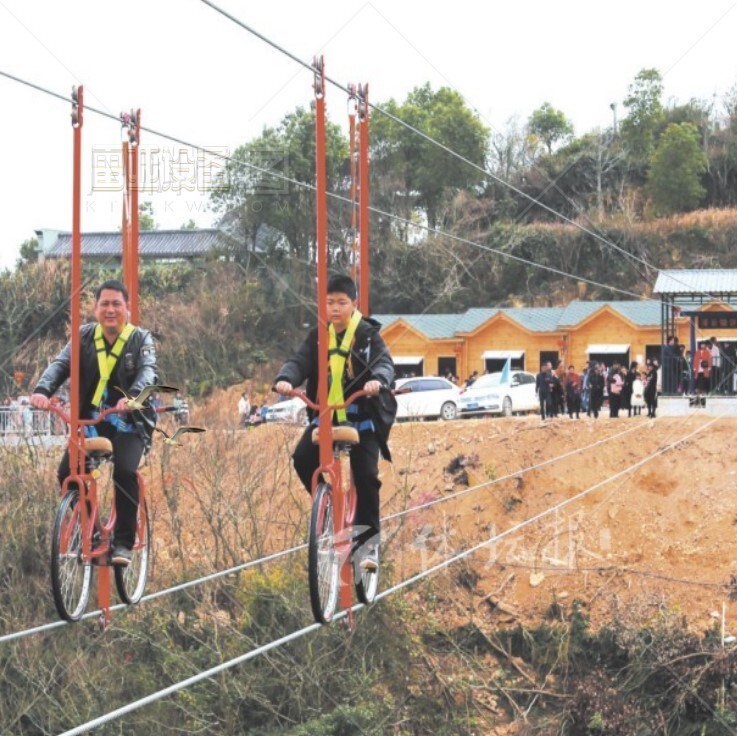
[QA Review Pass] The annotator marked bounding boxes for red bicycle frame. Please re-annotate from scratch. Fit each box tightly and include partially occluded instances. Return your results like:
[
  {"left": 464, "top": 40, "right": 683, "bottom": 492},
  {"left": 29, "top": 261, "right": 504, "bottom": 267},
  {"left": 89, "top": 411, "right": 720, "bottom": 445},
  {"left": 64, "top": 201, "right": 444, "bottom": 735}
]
[
  {"left": 50, "top": 403, "right": 147, "bottom": 626},
  {"left": 292, "top": 388, "right": 370, "bottom": 621}
]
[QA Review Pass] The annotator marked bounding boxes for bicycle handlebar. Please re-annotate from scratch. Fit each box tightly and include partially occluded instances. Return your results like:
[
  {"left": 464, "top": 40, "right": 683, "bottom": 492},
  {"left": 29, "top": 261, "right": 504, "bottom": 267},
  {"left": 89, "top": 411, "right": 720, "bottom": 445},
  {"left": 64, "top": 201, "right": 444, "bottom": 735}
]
[
  {"left": 275, "top": 385, "right": 408, "bottom": 412},
  {"left": 284, "top": 388, "right": 371, "bottom": 412},
  {"left": 46, "top": 403, "right": 121, "bottom": 427},
  {"left": 45, "top": 402, "right": 169, "bottom": 427}
]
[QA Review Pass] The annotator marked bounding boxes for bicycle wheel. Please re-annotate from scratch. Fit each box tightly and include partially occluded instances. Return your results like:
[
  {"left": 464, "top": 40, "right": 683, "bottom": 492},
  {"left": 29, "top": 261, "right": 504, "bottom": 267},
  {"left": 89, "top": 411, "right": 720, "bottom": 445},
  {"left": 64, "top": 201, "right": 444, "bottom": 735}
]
[
  {"left": 354, "top": 546, "right": 380, "bottom": 605},
  {"left": 51, "top": 489, "right": 92, "bottom": 622},
  {"left": 115, "top": 499, "right": 151, "bottom": 605},
  {"left": 308, "top": 483, "right": 339, "bottom": 624}
]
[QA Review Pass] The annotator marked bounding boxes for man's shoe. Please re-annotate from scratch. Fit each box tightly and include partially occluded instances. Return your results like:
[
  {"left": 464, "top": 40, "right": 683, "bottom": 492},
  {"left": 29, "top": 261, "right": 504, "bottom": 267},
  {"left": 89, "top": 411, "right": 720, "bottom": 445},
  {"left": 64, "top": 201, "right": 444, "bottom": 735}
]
[
  {"left": 359, "top": 546, "right": 379, "bottom": 572},
  {"left": 111, "top": 545, "right": 132, "bottom": 566}
]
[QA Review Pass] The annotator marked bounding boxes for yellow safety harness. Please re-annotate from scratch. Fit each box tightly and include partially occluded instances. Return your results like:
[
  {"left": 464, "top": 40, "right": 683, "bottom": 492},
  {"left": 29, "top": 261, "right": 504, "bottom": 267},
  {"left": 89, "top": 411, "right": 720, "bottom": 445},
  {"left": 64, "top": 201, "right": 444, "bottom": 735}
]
[
  {"left": 91, "top": 323, "right": 136, "bottom": 407},
  {"left": 327, "top": 310, "right": 362, "bottom": 423}
]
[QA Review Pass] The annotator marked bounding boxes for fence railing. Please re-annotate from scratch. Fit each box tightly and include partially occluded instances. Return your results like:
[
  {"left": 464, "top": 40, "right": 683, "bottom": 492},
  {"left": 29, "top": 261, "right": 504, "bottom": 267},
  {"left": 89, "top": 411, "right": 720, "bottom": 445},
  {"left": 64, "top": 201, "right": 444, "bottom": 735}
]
[{"left": 0, "top": 407, "right": 68, "bottom": 438}]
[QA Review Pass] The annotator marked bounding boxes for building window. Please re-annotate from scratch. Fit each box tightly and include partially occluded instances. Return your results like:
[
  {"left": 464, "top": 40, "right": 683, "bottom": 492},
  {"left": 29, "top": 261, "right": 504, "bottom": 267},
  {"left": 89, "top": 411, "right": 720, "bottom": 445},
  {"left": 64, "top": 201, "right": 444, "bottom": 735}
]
[
  {"left": 438, "top": 357, "right": 457, "bottom": 379},
  {"left": 394, "top": 358, "right": 424, "bottom": 378},
  {"left": 539, "top": 351, "right": 559, "bottom": 370}
]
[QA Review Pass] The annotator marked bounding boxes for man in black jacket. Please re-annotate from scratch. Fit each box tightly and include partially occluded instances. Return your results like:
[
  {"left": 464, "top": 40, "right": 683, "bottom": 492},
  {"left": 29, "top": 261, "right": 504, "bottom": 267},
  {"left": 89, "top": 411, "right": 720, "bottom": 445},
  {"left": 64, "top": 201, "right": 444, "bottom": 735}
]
[
  {"left": 274, "top": 274, "right": 397, "bottom": 571},
  {"left": 535, "top": 362, "right": 553, "bottom": 420},
  {"left": 30, "top": 280, "right": 157, "bottom": 566}
]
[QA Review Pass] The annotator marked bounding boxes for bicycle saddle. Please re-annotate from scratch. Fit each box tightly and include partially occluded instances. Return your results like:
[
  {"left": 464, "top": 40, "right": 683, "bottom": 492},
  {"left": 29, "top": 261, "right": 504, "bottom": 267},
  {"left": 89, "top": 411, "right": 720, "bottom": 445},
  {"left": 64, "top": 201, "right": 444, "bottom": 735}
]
[
  {"left": 84, "top": 437, "right": 113, "bottom": 458},
  {"left": 311, "top": 425, "right": 359, "bottom": 445}
]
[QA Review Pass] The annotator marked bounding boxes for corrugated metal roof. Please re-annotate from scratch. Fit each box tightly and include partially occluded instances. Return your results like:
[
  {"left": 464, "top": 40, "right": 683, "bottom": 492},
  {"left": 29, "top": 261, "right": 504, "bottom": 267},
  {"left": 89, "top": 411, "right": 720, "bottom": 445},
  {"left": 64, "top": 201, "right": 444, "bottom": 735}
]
[
  {"left": 653, "top": 269, "right": 737, "bottom": 295},
  {"left": 456, "top": 308, "right": 499, "bottom": 333},
  {"left": 45, "top": 229, "right": 224, "bottom": 259},
  {"left": 375, "top": 314, "right": 466, "bottom": 339},
  {"left": 378, "top": 300, "right": 664, "bottom": 338},
  {"left": 558, "top": 300, "right": 661, "bottom": 327},
  {"left": 503, "top": 307, "right": 566, "bottom": 332},
  {"left": 607, "top": 301, "right": 662, "bottom": 326}
]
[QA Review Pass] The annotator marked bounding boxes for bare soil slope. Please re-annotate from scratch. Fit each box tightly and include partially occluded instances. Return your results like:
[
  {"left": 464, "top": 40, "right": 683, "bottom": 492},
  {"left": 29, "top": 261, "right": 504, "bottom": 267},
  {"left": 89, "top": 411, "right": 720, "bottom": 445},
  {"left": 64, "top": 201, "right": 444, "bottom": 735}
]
[{"left": 152, "top": 387, "right": 737, "bottom": 635}]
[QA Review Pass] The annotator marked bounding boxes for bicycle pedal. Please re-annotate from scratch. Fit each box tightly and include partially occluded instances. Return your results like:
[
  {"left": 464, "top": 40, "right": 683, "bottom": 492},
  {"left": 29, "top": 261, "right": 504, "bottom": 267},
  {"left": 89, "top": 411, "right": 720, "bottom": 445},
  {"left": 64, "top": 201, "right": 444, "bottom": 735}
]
[{"left": 89, "top": 554, "right": 108, "bottom": 567}]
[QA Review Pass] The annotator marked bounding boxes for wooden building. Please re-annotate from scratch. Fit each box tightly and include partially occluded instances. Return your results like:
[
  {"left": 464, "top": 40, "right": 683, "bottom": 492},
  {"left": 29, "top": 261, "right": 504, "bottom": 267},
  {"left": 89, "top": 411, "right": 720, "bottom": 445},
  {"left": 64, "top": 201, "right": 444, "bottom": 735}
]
[{"left": 376, "top": 290, "right": 737, "bottom": 380}]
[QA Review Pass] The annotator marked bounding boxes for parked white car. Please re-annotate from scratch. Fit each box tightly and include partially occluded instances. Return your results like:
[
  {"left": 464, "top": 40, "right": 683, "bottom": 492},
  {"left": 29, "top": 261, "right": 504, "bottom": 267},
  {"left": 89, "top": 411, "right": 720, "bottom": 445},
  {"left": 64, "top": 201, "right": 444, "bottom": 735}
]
[
  {"left": 395, "top": 376, "right": 461, "bottom": 421},
  {"left": 264, "top": 396, "right": 308, "bottom": 425},
  {"left": 457, "top": 370, "right": 538, "bottom": 416}
]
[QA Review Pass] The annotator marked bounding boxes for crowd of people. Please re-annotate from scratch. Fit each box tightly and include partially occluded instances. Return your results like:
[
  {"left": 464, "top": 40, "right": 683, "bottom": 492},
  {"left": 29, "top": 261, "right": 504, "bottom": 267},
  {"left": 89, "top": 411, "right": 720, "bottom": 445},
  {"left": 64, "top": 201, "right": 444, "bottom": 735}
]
[
  {"left": 661, "top": 335, "right": 737, "bottom": 395},
  {"left": 237, "top": 391, "right": 269, "bottom": 428},
  {"left": 535, "top": 360, "right": 659, "bottom": 420}
]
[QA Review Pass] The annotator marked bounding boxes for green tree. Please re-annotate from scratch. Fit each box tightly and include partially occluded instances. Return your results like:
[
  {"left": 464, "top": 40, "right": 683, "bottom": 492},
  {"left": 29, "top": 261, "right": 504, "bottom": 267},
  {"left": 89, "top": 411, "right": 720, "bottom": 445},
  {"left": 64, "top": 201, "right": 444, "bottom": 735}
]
[
  {"left": 371, "top": 84, "right": 489, "bottom": 230},
  {"left": 210, "top": 107, "right": 347, "bottom": 327},
  {"left": 139, "top": 201, "right": 156, "bottom": 230},
  {"left": 621, "top": 68, "right": 664, "bottom": 167},
  {"left": 528, "top": 102, "right": 574, "bottom": 155},
  {"left": 180, "top": 219, "right": 197, "bottom": 229},
  {"left": 647, "top": 122, "right": 707, "bottom": 214},
  {"left": 17, "top": 237, "right": 39, "bottom": 265},
  {"left": 211, "top": 107, "right": 346, "bottom": 263}
]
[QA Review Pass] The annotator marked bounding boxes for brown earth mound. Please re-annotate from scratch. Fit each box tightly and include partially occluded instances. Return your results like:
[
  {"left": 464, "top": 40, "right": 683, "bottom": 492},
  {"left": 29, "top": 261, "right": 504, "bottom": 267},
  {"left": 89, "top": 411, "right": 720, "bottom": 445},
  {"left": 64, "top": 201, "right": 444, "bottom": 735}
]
[{"left": 150, "top": 387, "right": 737, "bottom": 636}]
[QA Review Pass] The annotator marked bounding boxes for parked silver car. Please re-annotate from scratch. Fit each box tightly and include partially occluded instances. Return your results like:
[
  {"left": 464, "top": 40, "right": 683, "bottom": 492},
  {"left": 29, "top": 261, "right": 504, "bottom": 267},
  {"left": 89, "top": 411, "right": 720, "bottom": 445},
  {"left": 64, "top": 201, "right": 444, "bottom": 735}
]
[
  {"left": 395, "top": 376, "right": 461, "bottom": 421},
  {"left": 457, "top": 370, "right": 538, "bottom": 416},
  {"left": 264, "top": 396, "right": 308, "bottom": 425}
]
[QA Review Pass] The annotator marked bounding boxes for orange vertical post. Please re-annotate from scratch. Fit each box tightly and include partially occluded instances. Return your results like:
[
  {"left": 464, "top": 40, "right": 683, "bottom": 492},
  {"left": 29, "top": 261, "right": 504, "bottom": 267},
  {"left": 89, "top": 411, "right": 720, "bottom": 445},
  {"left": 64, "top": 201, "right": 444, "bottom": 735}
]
[
  {"left": 69, "top": 86, "right": 83, "bottom": 480},
  {"left": 313, "top": 57, "right": 333, "bottom": 474},
  {"left": 314, "top": 58, "right": 353, "bottom": 618},
  {"left": 129, "top": 109, "right": 141, "bottom": 324},
  {"left": 121, "top": 137, "right": 130, "bottom": 295},
  {"left": 357, "top": 84, "right": 370, "bottom": 314},
  {"left": 347, "top": 85, "right": 358, "bottom": 284}
]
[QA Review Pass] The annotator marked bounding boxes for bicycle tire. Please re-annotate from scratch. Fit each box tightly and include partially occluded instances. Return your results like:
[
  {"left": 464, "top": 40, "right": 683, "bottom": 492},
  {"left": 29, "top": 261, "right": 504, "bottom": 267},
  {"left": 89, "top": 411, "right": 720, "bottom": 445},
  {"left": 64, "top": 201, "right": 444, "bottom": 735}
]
[
  {"left": 50, "top": 489, "right": 92, "bottom": 622},
  {"left": 114, "top": 499, "right": 151, "bottom": 605},
  {"left": 354, "top": 546, "right": 379, "bottom": 605},
  {"left": 308, "top": 483, "right": 339, "bottom": 624}
]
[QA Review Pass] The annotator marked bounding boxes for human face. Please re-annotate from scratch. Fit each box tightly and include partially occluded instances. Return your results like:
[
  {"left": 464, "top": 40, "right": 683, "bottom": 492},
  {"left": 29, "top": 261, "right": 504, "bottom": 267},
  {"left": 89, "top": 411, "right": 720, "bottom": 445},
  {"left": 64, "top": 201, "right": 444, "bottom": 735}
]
[
  {"left": 326, "top": 291, "right": 357, "bottom": 332},
  {"left": 94, "top": 288, "right": 129, "bottom": 338}
]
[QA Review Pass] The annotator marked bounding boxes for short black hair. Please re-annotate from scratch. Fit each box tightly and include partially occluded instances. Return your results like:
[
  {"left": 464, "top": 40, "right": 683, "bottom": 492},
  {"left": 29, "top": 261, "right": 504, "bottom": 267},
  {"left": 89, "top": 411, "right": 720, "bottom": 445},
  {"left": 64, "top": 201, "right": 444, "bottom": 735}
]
[
  {"left": 327, "top": 274, "right": 357, "bottom": 300},
  {"left": 95, "top": 279, "right": 129, "bottom": 302}
]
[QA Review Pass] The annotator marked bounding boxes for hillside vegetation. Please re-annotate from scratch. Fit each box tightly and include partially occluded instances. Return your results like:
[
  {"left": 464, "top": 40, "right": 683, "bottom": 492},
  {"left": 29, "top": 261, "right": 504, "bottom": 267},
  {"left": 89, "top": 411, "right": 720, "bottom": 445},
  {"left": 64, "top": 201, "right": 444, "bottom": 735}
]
[
  {"left": 2, "top": 396, "right": 737, "bottom": 734},
  {"left": 3, "top": 207, "right": 737, "bottom": 398}
]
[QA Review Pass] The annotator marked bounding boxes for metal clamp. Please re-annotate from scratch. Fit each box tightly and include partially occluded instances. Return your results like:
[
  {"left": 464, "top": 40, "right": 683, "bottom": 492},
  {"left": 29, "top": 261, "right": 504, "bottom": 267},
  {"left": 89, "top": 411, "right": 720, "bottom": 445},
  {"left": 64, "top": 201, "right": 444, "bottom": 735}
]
[
  {"left": 313, "top": 55, "right": 325, "bottom": 99},
  {"left": 71, "top": 85, "right": 83, "bottom": 128},
  {"left": 120, "top": 109, "right": 139, "bottom": 145},
  {"left": 357, "top": 83, "right": 368, "bottom": 122}
]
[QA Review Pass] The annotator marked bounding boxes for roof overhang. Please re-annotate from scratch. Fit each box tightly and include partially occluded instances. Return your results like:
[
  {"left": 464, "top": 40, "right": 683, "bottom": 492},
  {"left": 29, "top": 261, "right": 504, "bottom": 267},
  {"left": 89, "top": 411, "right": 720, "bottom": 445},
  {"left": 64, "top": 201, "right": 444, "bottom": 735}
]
[
  {"left": 481, "top": 350, "right": 525, "bottom": 359},
  {"left": 393, "top": 356, "right": 424, "bottom": 365},
  {"left": 587, "top": 344, "right": 630, "bottom": 354}
]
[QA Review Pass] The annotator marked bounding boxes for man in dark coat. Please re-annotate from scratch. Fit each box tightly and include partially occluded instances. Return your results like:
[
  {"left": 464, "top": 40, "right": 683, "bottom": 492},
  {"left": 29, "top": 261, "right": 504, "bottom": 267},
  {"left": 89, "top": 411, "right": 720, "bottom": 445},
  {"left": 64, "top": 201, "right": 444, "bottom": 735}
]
[
  {"left": 274, "top": 274, "right": 397, "bottom": 569},
  {"left": 588, "top": 363, "right": 605, "bottom": 419},
  {"left": 535, "top": 362, "right": 553, "bottom": 420},
  {"left": 30, "top": 279, "right": 158, "bottom": 565}
]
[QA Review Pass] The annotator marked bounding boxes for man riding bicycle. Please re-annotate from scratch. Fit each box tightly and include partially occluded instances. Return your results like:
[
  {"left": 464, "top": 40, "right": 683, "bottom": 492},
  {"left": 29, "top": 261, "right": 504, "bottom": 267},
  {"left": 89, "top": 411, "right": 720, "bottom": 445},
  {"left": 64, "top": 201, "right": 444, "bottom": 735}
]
[
  {"left": 274, "top": 274, "right": 397, "bottom": 571},
  {"left": 30, "top": 279, "right": 158, "bottom": 567}
]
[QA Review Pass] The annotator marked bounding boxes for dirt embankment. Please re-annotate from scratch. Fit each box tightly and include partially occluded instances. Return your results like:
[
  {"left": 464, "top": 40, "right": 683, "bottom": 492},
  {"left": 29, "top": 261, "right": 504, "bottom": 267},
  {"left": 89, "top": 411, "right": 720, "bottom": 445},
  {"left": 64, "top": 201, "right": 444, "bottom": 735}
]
[{"left": 154, "top": 386, "right": 737, "bottom": 635}]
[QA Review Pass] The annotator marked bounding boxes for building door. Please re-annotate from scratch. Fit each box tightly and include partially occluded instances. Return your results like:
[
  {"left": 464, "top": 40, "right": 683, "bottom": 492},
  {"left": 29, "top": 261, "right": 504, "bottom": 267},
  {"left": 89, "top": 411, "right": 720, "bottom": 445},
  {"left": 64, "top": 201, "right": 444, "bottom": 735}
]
[
  {"left": 645, "top": 345, "right": 661, "bottom": 365},
  {"left": 589, "top": 350, "right": 629, "bottom": 369},
  {"left": 437, "top": 356, "right": 457, "bottom": 379},
  {"left": 394, "top": 359, "right": 424, "bottom": 379},
  {"left": 484, "top": 354, "right": 525, "bottom": 373},
  {"left": 539, "top": 351, "right": 559, "bottom": 370}
]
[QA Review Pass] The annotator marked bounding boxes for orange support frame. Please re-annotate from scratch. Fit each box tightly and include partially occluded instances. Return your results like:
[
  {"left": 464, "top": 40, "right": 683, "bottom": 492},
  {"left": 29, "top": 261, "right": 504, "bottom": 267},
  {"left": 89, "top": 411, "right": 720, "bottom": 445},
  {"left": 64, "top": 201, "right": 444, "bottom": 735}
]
[
  {"left": 314, "top": 58, "right": 355, "bottom": 620},
  {"left": 70, "top": 86, "right": 83, "bottom": 480},
  {"left": 121, "top": 109, "right": 141, "bottom": 323},
  {"left": 357, "top": 84, "right": 370, "bottom": 314},
  {"left": 71, "top": 86, "right": 112, "bottom": 626},
  {"left": 313, "top": 57, "right": 333, "bottom": 474}
]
